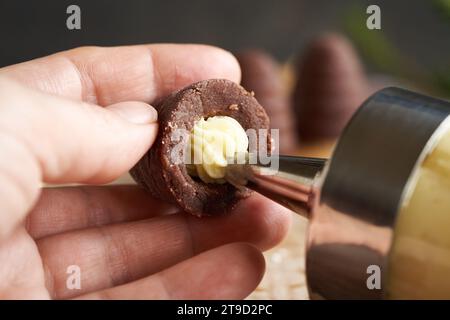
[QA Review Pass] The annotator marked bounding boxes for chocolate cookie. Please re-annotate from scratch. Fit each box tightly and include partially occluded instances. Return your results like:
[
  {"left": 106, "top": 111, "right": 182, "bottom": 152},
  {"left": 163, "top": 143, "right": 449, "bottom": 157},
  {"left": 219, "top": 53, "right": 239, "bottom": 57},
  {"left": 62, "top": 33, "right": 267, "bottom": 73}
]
[
  {"left": 293, "top": 33, "right": 368, "bottom": 142},
  {"left": 237, "top": 49, "right": 297, "bottom": 153},
  {"left": 130, "top": 79, "right": 270, "bottom": 216}
]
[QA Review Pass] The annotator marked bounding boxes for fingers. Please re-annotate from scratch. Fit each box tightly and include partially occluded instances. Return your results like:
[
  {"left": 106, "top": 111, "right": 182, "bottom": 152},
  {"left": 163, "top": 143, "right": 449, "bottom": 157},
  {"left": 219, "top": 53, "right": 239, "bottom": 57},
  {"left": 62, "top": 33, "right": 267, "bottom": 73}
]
[
  {"left": 77, "top": 243, "right": 264, "bottom": 300},
  {"left": 36, "top": 194, "right": 291, "bottom": 299},
  {"left": 0, "top": 228, "right": 51, "bottom": 299},
  {"left": 0, "top": 79, "right": 158, "bottom": 184},
  {"left": 0, "top": 79, "right": 157, "bottom": 239},
  {"left": 0, "top": 43, "right": 240, "bottom": 239},
  {"left": 27, "top": 185, "right": 291, "bottom": 242},
  {"left": 0, "top": 44, "right": 241, "bottom": 105},
  {"left": 26, "top": 185, "right": 178, "bottom": 240},
  {"left": 187, "top": 194, "right": 292, "bottom": 252}
]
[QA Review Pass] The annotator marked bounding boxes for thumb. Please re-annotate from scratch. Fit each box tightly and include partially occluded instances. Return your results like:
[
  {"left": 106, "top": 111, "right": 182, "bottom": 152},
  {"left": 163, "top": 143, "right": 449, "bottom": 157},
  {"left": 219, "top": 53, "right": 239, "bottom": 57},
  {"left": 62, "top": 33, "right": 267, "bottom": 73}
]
[{"left": 0, "top": 78, "right": 158, "bottom": 238}]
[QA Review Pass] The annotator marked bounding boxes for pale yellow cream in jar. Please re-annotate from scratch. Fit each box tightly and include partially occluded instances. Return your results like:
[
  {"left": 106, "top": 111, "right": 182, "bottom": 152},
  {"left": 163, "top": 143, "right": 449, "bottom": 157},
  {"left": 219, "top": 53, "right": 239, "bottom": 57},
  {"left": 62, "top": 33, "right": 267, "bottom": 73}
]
[{"left": 388, "top": 124, "right": 450, "bottom": 299}]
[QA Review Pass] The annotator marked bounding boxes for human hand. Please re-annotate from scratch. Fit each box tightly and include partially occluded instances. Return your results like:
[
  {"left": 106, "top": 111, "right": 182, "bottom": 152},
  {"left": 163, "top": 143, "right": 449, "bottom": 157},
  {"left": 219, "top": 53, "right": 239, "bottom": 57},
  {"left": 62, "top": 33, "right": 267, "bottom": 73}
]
[{"left": 0, "top": 44, "right": 291, "bottom": 299}]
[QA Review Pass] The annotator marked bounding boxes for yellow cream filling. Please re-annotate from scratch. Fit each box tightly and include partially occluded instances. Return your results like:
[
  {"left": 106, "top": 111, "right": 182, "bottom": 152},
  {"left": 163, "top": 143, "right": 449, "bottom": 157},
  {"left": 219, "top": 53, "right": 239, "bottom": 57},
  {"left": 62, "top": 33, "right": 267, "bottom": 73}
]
[
  {"left": 387, "top": 125, "right": 450, "bottom": 299},
  {"left": 186, "top": 116, "right": 248, "bottom": 184}
]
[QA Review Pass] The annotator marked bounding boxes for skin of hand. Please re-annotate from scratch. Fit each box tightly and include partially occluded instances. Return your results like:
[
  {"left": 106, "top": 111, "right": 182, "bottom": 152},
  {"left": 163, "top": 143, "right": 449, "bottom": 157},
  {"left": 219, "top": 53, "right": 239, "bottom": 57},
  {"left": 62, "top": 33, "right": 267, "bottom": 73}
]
[{"left": 0, "top": 44, "right": 292, "bottom": 299}]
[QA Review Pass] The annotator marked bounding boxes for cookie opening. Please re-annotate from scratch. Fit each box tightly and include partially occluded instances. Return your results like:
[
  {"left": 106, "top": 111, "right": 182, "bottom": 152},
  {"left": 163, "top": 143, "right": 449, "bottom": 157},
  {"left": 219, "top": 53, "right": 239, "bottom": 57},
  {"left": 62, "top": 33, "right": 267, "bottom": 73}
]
[{"left": 185, "top": 115, "right": 249, "bottom": 184}]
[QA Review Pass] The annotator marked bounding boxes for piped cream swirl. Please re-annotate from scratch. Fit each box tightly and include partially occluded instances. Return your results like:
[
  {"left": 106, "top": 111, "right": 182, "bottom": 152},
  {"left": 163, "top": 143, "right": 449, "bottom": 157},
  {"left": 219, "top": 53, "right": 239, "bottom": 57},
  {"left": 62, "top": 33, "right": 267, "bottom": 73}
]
[{"left": 186, "top": 116, "right": 248, "bottom": 183}]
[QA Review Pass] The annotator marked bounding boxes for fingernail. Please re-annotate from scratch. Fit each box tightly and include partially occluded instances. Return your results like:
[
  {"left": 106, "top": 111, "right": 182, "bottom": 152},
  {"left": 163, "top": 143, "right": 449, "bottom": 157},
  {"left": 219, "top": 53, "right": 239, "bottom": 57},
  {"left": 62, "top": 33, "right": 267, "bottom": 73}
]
[{"left": 107, "top": 101, "right": 158, "bottom": 124}]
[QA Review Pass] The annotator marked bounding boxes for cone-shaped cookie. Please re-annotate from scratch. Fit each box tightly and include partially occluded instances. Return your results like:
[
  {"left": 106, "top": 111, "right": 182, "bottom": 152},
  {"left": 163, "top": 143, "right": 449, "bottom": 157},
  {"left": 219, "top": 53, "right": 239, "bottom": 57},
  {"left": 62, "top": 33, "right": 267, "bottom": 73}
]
[
  {"left": 237, "top": 49, "right": 297, "bottom": 153},
  {"left": 130, "top": 79, "right": 270, "bottom": 216},
  {"left": 293, "top": 33, "right": 369, "bottom": 142}
]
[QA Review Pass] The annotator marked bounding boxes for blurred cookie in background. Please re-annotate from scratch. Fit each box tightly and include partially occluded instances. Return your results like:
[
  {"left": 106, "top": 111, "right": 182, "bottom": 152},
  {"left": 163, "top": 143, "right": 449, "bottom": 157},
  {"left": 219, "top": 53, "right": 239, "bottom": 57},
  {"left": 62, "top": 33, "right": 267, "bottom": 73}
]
[
  {"left": 237, "top": 49, "right": 298, "bottom": 153},
  {"left": 293, "top": 33, "right": 369, "bottom": 143}
]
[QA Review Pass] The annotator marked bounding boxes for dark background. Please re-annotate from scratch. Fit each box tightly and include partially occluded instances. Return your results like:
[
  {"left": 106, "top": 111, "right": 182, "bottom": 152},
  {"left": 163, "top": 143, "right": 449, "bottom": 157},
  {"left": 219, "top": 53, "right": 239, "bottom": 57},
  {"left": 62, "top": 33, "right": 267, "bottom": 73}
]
[{"left": 0, "top": 0, "right": 448, "bottom": 65}]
